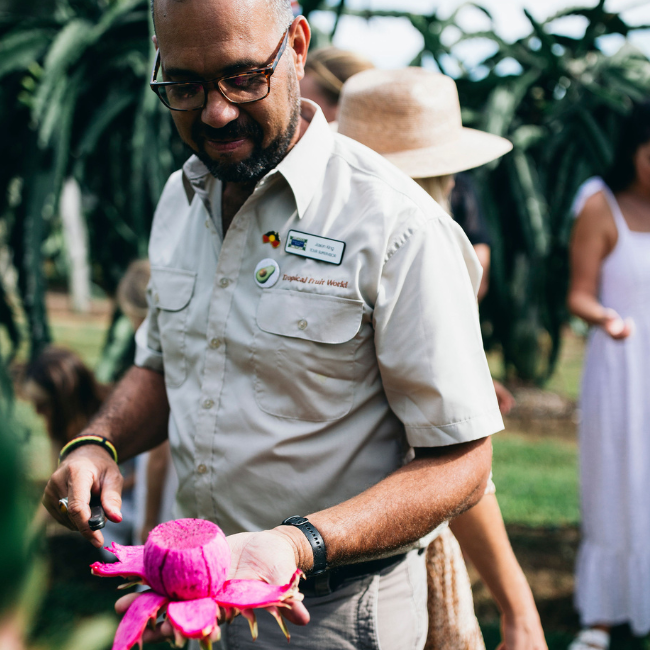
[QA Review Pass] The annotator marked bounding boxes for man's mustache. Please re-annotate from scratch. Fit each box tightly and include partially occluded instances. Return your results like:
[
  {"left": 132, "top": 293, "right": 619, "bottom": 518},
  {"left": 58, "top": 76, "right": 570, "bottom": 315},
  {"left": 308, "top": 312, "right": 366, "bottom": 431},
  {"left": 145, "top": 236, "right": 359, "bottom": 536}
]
[{"left": 193, "top": 119, "right": 263, "bottom": 143}]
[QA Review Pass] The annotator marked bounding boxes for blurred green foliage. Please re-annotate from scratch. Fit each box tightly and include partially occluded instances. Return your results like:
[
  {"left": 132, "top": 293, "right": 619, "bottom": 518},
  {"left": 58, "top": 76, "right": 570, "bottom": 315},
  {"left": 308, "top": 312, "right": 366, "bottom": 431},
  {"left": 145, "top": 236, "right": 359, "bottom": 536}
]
[
  {"left": 333, "top": 0, "right": 650, "bottom": 381},
  {"left": 0, "top": 412, "right": 29, "bottom": 613},
  {"left": 1, "top": 0, "right": 650, "bottom": 381},
  {"left": 0, "top": 0, "right": 187, "bottom": 363}
]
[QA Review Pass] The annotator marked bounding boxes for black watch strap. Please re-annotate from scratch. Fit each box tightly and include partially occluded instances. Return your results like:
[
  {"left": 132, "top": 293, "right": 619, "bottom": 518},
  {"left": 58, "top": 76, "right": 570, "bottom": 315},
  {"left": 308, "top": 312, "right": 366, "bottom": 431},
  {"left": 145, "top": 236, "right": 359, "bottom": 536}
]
[{"left": 281, "top": 515, "right": 327, "bottom": 576}]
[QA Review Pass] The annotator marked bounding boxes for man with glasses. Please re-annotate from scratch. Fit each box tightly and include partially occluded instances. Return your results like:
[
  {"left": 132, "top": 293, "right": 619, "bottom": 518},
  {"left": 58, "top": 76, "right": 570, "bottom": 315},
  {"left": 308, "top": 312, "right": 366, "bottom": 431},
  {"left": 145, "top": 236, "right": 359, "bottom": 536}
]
[{"left": 42, "top": 1, "right": 503, "bottom": 648}]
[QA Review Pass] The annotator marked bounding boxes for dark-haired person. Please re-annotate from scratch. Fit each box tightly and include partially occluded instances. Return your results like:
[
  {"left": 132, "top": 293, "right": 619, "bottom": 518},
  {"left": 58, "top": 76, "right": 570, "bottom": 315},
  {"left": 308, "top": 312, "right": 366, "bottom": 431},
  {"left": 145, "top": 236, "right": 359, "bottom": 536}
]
[
  {"left": 23, "top": 347, "right": 110, "bottom": 452},
  {"left": 22, "top": 347, "right": 135, "bottom": 552},
  {"left": 568, "top": 103, "right": 650, "bottom": 650}
]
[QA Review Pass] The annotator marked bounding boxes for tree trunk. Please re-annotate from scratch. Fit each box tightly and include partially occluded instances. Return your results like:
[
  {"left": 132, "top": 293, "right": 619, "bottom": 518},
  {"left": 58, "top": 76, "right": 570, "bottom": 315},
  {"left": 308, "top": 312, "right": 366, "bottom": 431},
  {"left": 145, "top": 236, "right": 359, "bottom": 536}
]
[{"left": 60, "top": 178, "right": 91, "bottom": 313}]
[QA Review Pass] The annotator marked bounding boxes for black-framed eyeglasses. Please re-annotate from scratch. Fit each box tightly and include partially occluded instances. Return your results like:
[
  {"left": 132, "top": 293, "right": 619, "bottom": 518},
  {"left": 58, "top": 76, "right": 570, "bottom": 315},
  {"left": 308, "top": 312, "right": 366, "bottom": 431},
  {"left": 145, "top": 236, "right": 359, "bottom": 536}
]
[{"left": 150, "top": 23, "right": 292, "bottom": 111}]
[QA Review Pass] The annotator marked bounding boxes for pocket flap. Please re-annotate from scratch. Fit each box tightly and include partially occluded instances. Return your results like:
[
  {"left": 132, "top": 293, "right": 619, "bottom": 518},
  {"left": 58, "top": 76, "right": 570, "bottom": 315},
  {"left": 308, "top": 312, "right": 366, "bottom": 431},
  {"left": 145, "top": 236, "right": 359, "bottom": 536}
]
[
  {"left": 257, "top": 290, "right": 363, "bottom": 344},
  {"left": 150, "top": 267, "right": 197, "bottom": 312}
]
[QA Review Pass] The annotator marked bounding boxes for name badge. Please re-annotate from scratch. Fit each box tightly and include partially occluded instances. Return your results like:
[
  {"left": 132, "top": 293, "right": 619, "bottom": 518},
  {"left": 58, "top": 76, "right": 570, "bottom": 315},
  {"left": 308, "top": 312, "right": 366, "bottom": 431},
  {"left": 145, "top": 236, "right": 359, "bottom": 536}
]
[{"left": 284, "top": 230, "right": 346, "bottom": 266}]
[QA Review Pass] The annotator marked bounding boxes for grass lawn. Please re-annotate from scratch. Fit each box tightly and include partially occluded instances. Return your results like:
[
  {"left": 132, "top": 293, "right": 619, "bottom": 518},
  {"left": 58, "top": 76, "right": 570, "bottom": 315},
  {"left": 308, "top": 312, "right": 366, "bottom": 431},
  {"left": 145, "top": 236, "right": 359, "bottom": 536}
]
[{"left": 493, "top": 431, "right": 579, "bottom": 527}]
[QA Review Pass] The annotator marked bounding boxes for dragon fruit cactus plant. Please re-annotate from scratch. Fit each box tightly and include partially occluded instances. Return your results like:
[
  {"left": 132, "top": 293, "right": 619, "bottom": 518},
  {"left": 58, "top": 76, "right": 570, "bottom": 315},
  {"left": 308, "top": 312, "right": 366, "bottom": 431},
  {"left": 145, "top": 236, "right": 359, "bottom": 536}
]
[{"left": 91, "top": 518, "right": 303, "bottom": 650}]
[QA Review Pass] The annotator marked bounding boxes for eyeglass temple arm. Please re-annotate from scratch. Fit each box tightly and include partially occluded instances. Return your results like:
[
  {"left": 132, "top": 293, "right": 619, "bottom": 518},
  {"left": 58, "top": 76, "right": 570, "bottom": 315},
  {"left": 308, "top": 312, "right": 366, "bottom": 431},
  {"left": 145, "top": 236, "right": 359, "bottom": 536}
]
[{"left": 150, "top": 48, "right": 160, "bottom": 85}]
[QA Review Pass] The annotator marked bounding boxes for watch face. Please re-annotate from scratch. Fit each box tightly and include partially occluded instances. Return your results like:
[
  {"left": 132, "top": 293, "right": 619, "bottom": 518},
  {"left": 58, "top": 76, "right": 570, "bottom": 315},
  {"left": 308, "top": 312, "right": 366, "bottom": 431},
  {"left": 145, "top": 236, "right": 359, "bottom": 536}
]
[{"left": 283, "top": 515, "right": 308, "bottom": 526}]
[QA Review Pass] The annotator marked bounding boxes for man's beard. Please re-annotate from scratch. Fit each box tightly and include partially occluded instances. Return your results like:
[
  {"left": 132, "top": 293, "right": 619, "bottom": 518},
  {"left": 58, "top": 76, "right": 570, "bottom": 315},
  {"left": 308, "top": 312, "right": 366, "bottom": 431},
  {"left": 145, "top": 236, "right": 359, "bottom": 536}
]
[{"left": 192, "top": 93, "right": 301, "bottom": 184}]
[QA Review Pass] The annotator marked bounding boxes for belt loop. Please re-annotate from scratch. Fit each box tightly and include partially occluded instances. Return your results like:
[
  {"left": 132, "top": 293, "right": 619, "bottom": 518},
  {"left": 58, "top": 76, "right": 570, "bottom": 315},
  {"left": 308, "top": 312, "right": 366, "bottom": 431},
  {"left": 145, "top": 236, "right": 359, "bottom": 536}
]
[{"left": 313, "top": 571, "right": 332, "bottom": 597}]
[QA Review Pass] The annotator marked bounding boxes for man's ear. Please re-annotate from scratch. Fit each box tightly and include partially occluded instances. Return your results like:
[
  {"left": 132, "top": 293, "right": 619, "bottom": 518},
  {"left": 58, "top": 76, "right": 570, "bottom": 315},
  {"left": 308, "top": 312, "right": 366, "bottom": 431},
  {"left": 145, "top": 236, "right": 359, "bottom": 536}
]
[
  {"left": 290, "top": 16, "right": 311, "bottom": 82},
  {"left": 152, "top": 34, "right": 158, "bottom": 48}
]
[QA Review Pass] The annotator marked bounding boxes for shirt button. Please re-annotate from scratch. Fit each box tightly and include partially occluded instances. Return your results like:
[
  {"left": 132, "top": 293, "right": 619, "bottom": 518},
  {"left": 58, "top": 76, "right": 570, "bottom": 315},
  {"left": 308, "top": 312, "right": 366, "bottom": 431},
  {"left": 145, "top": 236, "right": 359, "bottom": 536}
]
[
  {"left": 298, "top": 319, "right": 308, "bottom": 330},
  {"left": 202, "top": 399, "right": 214, "bottom": 409},
  {"left": 209, "top": 338, "right": 222, "bottom": 349},
  {"left": 197, "top": 464, "right": 207, "bottom": 474},
  {"left": 219, "top": 278, "right": 230, "bottom": 288},
  {"left": 154, "top": 293, "right": 160, "bottom": 304}
]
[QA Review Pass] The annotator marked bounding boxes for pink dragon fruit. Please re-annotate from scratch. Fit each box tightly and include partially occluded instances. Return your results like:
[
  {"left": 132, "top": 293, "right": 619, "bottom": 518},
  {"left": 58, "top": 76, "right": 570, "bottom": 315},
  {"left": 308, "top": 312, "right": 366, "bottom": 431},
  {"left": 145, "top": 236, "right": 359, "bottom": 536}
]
[{"left": 91, "top": 519, "right": 303, "bottom": 650}]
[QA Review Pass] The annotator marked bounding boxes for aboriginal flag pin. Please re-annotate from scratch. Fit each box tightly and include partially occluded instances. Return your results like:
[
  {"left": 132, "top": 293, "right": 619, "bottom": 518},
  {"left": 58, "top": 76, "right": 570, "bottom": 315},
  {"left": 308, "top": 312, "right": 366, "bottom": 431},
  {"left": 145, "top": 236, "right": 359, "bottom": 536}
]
[{"left": 262, "top": 231, "right": 281, "bottom": 248}]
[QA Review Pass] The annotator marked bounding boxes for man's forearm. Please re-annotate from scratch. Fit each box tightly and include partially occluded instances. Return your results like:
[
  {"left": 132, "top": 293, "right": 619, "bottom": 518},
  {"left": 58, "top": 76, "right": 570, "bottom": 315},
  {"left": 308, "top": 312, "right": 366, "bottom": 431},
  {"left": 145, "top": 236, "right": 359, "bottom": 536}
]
[
  {"left": 277, "top": 436, "right": 492, "bottom": 571},
  {"left": 88, "top": 366, "right": 169, "bottom": 461}
]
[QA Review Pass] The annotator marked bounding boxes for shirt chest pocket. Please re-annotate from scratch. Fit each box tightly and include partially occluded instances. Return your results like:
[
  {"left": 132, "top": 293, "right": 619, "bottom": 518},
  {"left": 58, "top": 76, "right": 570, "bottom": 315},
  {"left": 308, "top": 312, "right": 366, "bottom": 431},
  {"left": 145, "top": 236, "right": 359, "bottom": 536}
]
[
  {"left": 151, "top": 267, "right": 197, "bottom": 388},
  {"left": 253, "top": 290, "right": 364, "bottom": 421}
]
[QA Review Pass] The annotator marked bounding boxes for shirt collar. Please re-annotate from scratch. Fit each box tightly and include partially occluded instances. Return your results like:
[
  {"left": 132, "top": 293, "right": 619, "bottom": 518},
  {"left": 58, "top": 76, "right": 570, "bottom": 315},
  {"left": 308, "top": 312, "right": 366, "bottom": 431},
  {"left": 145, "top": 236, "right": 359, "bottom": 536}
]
[
  {"left": 181, "top": 99, "right": 333, "bottom": 219},
  {"left": 275, "top": 99, "right": 333, "bottom": 219}
]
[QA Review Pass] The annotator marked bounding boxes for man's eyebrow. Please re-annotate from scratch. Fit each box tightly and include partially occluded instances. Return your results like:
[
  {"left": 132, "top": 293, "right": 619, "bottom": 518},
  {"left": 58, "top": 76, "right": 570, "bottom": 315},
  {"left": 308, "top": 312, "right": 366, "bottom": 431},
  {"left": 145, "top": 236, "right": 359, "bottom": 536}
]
[{"left": 163, "top": 59, "right": 266, "bottom": 80}]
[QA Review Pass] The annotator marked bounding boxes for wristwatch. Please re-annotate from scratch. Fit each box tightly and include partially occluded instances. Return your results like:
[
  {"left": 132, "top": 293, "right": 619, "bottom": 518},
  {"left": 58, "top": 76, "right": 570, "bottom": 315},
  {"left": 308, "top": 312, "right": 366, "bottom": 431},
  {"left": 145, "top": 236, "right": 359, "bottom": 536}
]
[{"left": 281, "top": 515, "right": 328, "bottom": 575}]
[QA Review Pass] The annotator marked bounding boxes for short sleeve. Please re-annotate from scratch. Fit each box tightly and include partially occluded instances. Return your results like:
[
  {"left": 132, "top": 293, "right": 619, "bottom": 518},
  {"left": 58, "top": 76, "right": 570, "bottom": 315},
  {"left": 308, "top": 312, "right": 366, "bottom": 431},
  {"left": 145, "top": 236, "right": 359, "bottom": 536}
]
[
  {"left": 571, "top": 176, "right": 606, "bottom": 218},
  {"left": 134, "top": 170, "right": 187, "bottom": 375},
  {"left": 134, "top": 280, "right": 164, "bottom": 373},
  {"left": 373, "top": 212, "right": 503, "bottom": 447}
]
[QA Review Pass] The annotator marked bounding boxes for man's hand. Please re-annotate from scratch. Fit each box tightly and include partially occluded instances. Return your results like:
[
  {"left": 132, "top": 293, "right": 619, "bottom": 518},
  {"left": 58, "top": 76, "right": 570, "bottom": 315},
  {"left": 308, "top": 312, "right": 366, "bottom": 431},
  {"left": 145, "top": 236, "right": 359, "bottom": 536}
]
[
  {"left": 42, "top": 445, "right": 123, "bottom": 548},
  {"left": 227, "top": 530, "right": 310, "bottom": 626},
  {"left": 114, "top": 529, "right": 309, "bottom": 645}
]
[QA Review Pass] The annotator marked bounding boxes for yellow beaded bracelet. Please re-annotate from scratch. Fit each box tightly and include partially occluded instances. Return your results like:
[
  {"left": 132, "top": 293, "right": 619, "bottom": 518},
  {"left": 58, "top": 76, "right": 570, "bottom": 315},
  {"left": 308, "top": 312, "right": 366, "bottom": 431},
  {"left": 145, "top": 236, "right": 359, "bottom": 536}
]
[{"left": 58, "top": 435, "right": 119, "bottom": 465}]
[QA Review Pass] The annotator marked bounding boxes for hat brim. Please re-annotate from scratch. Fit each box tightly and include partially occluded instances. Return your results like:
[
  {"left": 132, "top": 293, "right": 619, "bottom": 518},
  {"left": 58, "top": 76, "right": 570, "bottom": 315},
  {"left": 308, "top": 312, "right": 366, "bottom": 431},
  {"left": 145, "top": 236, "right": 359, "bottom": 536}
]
[{"left": 383, "top": 127, "right": 512, "bottom": 178}]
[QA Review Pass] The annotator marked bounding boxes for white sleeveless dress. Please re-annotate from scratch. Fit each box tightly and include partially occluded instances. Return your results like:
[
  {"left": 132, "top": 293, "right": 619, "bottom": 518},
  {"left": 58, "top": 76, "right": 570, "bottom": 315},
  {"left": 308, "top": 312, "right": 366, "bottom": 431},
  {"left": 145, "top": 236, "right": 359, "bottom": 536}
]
[{"left": 573, "top": 178, "right": 650, "bottom": 635}]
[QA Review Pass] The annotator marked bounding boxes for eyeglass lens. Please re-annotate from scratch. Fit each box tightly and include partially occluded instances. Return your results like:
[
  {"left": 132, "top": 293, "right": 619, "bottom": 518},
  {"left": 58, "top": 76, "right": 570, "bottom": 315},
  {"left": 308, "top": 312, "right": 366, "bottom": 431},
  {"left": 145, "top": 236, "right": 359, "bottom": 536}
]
[{"left": 156, "top": 73, "right": 269, "bottom": 110}]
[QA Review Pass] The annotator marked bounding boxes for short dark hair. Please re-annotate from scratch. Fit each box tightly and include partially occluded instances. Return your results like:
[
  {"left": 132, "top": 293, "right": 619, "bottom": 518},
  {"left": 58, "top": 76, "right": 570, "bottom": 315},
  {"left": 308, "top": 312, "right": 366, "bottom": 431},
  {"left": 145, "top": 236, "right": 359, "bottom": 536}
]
[
  {"left": 604, "top": 101, "right": 650, "bottom": 193},
  {"left": 150, "top": 0, "right": 293, "bottom": 33},
  {"left": 22, "top": 346, "right": 110, "bottom": 446}
]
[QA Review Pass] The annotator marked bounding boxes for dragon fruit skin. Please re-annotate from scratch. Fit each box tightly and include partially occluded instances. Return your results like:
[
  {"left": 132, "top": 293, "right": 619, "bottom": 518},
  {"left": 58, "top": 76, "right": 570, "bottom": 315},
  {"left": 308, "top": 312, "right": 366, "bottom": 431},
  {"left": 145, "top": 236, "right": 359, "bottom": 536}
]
[
  {"left": 142, "top": 518, "right": 230, "bottom": 600},
  {"left": 91, "top": 518, "right": 304, "bottom": 650}
]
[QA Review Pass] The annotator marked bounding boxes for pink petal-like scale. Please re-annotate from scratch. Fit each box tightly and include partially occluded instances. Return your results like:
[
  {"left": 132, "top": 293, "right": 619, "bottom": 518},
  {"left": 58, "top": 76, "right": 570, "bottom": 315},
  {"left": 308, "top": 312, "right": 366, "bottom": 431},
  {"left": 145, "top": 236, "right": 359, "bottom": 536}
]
[
  {"left": 167, "top": 598, "right": 218, "bottom": 639},
  {"left": 112, "top": 591, "right": 168, "bottom": 650},
  {"left": 215, "top": 569, "right": 303, "bottom": 609},
  {"left": 91, "top": 543, "right": 146, "bottom": 582}
]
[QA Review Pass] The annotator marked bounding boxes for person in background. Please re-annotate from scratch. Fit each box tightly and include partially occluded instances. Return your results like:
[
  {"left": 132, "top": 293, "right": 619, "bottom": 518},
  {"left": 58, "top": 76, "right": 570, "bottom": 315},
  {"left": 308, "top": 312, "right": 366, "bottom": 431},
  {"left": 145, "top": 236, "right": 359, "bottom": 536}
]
[
  {"left": 567, "top": 103, "right": 650, "bottom": 650},
  {"left": 299, "top": 46, "right": 373, "bottom": 122},
  {"left": 22, "top": 347, "right": 110, "bottom": 458},
  {"left": 116, "top": 260, "right": 179, "bottom": 544},
  {"left": 338, "top": 67, "right": 545, "bottom": 650},
  {"left": 301, "top": 54, "right": 513, "bottom": 416},
  {"left": 21, "top": 347, "right": 135, "bottom": 554}
]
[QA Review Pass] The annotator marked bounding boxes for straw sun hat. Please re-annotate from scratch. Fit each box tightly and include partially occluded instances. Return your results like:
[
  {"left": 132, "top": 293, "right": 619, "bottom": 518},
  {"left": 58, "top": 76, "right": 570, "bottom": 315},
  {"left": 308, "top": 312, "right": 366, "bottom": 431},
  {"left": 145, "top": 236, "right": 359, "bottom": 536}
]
[{"left": 337, "top": 67, "right": 512, "bottom": 179}]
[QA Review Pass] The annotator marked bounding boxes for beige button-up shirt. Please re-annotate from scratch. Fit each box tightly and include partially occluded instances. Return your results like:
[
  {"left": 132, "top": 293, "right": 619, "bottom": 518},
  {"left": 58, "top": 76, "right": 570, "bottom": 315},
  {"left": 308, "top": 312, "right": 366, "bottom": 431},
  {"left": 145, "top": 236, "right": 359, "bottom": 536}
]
[{"left": 135, "top": 100, "right": 503, "bottom": 536}]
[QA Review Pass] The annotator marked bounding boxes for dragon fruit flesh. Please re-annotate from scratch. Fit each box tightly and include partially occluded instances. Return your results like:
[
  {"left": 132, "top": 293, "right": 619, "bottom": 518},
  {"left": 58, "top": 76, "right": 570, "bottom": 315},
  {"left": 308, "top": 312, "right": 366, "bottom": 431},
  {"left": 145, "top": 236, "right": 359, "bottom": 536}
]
[{"left": 91, "top": 519, "right": 303, "bottom": 650}]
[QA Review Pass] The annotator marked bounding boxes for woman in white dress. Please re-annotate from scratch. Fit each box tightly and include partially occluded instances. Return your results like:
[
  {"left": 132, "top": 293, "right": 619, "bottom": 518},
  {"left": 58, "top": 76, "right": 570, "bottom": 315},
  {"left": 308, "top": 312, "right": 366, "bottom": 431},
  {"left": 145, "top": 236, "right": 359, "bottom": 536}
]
[{"left": 568, "top": 102, "right": 650, "bottom": 650}]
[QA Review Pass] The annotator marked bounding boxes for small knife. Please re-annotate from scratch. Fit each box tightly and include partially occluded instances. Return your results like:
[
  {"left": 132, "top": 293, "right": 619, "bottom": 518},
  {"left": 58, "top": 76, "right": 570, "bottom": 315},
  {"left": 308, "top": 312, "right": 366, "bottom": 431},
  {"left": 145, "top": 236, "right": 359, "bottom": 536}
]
[{"left": 58, "top": 495, "right": 107, "bottom": 531}]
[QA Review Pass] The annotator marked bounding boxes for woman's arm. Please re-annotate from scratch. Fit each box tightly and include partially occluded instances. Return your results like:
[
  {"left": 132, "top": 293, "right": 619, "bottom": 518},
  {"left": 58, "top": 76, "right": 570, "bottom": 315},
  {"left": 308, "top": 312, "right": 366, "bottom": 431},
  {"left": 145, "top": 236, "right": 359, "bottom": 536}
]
[
  {"left": 567, "top": 192, "right": 633, "bottom": 339},
  {"left": 450, "top": 495, "right": 547, "bottom": 650}
]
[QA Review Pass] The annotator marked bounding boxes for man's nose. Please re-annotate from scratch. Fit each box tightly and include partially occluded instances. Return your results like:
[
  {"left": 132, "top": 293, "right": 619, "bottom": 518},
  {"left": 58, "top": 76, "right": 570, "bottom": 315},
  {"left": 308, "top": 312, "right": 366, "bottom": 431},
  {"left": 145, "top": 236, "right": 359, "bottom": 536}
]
[{"left": 201, "top": 85, "right": 240, "bottom": 129}]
